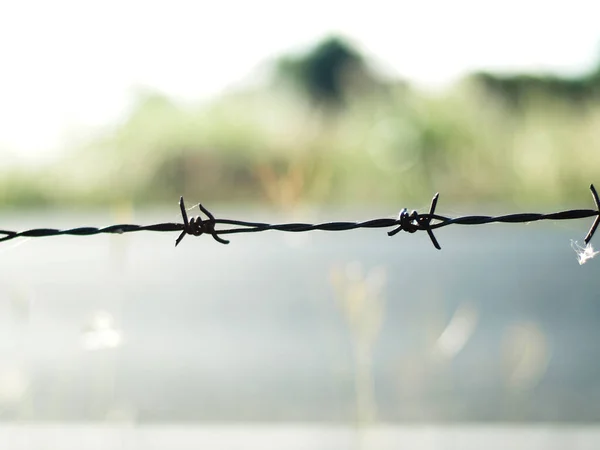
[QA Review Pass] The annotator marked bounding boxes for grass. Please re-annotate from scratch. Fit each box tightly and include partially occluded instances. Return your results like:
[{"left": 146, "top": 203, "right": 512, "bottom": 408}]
[{"left": 1, "top": 80, "right": 599, "bottom": 208}]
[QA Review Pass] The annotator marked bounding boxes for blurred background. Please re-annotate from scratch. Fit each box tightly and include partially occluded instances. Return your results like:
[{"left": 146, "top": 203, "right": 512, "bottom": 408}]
[{"left": 1, "top": 1, "right": 600, "bottom": 448}]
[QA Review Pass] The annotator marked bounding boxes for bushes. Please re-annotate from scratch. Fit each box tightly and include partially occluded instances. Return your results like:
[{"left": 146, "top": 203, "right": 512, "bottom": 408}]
[{"left": 3, "top": 79, "right": 599, "bottom": 208}]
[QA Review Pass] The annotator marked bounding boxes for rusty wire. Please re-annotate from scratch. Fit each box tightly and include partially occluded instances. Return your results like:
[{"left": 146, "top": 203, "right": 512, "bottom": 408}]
[{"left": 0, "top": 184, "right": 598, "bottom": 250}]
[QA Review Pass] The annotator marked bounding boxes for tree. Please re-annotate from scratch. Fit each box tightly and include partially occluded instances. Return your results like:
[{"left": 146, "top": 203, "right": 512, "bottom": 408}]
[{"left": 275, "top": 36, "right": 371, "bottom": 108}]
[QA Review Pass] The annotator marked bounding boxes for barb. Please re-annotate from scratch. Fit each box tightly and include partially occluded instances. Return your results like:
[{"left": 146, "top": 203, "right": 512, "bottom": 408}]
[
  {"left": 175, "top": 197, "right": 229, "bottom": 246},
  {"left": 0, "top": 184, "right": 598, "bottom": 250}
]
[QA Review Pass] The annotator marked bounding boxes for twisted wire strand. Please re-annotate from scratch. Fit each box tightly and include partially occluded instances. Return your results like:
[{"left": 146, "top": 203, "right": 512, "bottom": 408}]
[{"left": 1, "top": 184, "right": 599, "bottom": 250}]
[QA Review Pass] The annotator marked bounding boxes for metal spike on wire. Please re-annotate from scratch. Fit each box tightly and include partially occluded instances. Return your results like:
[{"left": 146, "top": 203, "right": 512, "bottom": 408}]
[{"left": 0, "top": 184, "right": 599, "bottom": 251}]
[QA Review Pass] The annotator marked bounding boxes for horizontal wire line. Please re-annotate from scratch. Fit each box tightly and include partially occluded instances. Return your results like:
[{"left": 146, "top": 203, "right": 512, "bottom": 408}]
[{"left": 1, "top": 184, "right": 599, "bottom": 250}]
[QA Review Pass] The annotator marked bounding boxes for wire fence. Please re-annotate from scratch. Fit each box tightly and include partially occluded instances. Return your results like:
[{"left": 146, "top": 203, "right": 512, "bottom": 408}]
[{"left": 0, "top": 184, "right": 598, "bottom": 251}]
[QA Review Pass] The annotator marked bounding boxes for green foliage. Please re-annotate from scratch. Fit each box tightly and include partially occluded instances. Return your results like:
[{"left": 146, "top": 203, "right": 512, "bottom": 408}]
[
  {"left": 469, "top": 70, "right": 600, "bottom": 109},
  {"left": 2, "top": 39, "right": 600, "bottom": 208}
]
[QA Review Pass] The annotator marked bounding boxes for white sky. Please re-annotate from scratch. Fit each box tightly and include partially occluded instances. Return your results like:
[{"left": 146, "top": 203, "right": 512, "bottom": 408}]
[{"left": 1, "top": 0, "right": 599, "bottom": 162}]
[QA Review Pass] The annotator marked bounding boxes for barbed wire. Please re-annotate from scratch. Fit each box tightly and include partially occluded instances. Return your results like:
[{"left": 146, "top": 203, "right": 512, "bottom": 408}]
[{"left": 0, "top": 184, "right": 598, "bottom": 250}]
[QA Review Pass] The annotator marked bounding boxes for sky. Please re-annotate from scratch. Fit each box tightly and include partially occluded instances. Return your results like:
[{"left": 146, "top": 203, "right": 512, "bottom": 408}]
[{"left": 1, "top": 0, "right": 599, "bottom": 163}]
